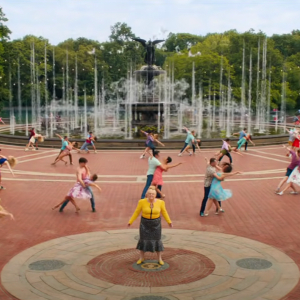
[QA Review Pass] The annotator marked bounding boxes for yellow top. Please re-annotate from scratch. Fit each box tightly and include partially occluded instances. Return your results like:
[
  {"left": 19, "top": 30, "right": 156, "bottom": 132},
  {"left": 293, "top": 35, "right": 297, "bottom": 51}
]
[{"left": 128, "top": 199, "right": 172, "bottom": 225}]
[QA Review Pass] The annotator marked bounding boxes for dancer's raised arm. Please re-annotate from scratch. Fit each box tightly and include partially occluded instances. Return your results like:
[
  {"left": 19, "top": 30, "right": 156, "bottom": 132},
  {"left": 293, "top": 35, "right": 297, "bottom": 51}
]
[{"left": 166, "top": 162, "right": 183, "bottom": 170}]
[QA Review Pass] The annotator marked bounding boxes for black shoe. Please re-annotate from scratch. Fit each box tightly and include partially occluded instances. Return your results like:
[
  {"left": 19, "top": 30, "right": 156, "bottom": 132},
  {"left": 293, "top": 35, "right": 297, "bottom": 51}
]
[
  {"left": 92, "top": 208, "right": 96, "bottom": 212},
  {"left": 59, "top": 209, "right": 63, "bottom": 212}
]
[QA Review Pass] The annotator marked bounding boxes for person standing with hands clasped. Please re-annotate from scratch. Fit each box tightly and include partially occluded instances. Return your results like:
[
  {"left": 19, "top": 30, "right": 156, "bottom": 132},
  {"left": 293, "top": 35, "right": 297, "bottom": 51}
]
[{"left": 128, "top": 186, "right": 172, "bottom": 266}]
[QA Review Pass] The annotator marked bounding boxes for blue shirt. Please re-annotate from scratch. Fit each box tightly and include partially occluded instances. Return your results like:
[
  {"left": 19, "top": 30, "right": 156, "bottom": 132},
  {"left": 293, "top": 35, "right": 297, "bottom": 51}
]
[
  {"left": 186, "top": 134, "right": 195, "bottom": 146},
  {"left": 61, "top": 139, "right": 68, "bottom": 150},
  {"left": 147, "top": 157, "right": 161, "bottom": 175},
  {"left": 239, "top": 131, "right": 246, "bottom": 140},
  {"left": 185, "top": 131, "right": 191, "bottom": 143}
]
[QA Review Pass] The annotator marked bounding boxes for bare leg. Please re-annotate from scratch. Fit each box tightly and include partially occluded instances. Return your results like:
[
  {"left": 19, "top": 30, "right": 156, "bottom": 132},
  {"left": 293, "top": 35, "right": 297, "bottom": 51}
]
[
  {"left": 157, "top": 251, "right": 164, "bottom": 265},
  {"left": 278, "top": 183, "right": 294, "bottom": 195},
  {"left": 276, "top": 176, "right": 288, "bottom": 192},
  {"left": 204, "top": 198, "right": 214, "bottom": 215},
  {"left": 141, "top": 147, "right": 150, "bottom": 157},
  {"left": 137, "top": 251, "right": 145, "bottom": 264},
  {"left": 52, "top": 197, "right": 69, "bottom": 210},
  {"left": 213, "top": 199, "right": 221, "bottom": 214}
]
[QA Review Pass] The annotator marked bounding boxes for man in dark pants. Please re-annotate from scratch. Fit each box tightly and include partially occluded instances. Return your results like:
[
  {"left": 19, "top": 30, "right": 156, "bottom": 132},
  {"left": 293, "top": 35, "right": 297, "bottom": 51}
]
[
  {"left": 59, "top": 157, "right": 96, "bottom": 212},
  {"left": 200, "top": 157, "right": 224, "bottom": 217}
]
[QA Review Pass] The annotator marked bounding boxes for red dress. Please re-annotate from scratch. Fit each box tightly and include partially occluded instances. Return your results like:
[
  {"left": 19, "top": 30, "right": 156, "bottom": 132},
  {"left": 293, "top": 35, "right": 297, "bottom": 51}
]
[
  {"left": 292, "top": 136, "right": 300, "bottom": 148},
  {"left": 152, "top": 166, "right": 164, "bottom": 185}
]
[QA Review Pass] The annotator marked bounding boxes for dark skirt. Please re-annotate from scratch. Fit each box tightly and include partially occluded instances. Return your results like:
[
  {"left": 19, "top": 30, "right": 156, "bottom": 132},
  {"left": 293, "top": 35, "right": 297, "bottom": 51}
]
[{"left": 137, "top": 217, "right": 164, "bottom": 252}]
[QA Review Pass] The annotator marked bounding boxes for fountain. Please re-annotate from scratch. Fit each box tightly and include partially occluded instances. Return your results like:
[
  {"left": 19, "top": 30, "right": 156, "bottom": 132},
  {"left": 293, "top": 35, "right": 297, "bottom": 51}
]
[{"left": 0, "top": 35, "right": 292, "bottom": 149}]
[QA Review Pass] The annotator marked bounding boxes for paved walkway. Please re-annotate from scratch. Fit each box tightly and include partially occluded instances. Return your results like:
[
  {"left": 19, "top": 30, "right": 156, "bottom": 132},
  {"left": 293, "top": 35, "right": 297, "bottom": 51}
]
[{"left": 0, "top": 144, "right": 299, "bottom": 299}]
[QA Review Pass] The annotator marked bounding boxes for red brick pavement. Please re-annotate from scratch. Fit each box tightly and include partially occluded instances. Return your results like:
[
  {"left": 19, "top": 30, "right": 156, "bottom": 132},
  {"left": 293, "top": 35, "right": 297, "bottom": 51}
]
[{"left": 0, "top": 144, "right": 299, "bottom": 299}]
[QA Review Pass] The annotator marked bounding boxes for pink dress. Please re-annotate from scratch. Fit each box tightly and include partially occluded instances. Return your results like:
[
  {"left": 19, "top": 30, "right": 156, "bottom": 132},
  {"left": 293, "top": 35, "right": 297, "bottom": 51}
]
[
  {"left": 67, "top": 179, "right": 92, "bottom": 199},
  {"left": 152, "top": 166, "right": 164, "bottom": 185}
]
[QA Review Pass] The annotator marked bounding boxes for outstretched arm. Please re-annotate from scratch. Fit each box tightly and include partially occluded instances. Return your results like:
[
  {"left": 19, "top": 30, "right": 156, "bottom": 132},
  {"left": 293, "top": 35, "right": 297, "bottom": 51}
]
[
  {"left": 154, "top": 138, "right": 164, "bottom": 147},
  {"left": 0, "top": 210, "right": 14, "bottom": 220},
  {"left": 248, "top": 139, "right": 255, "bottom": 146},
  {"left": 204, "top": 157, "right": 209, "bottom": 166},
  {"left": 5, "top": 161, "right": 14, "bottom": 177},
  {"left": 222, "top": 171, "right": 242, "bottom": 178},
  {"left": 55, "top": 133, "right": 63, "bottom": 140},
  {"left": 88, "top": 182, "right": 102, "bottom": 192},
  {"left": 166, "top": 162, "right": 183, "bottom": 170}
]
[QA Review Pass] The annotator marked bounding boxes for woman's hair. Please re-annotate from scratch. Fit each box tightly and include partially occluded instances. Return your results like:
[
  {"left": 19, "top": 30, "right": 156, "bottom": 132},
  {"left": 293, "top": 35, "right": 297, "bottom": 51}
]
[
  {"left": 72, "top": 142, "right": 79, "bottom": 148},
  {"left": 91, "top": 174, "right": 98, "bottom": 181},
  {"left": 166, "top": 156, "right": 172, "bottom": 164},
  {"left": 147, "top": 186, "right": 157, "bottom": 195},
  {"left": 37, "top": 136, "right": 44, "bottom": 142},
  {"left": 7, "top": 156, "right": 17, "bottom": 168},
  {"left": 153, "top": 134, "right": 158, "bottom": 139},
  {"left": 94, "top": 136, "right": 98, "bottom": 141},
  {"left": 222, "top": 162, "right": 232, "bottom": 173},
  {"left": 247, "top": 134, "right": 252, "bottom": 140}
]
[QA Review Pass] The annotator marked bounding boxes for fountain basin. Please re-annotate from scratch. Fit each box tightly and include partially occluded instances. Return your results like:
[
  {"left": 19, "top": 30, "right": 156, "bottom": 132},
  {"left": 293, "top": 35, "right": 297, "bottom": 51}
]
[{"left": 0, "top": 133, "right": 288, "bottom": 150}]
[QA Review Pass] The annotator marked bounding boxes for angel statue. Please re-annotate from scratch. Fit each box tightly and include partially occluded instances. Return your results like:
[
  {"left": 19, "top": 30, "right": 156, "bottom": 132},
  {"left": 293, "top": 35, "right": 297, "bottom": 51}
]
[{"left": 132, "top": 38, "right": 165, "bottom": 66}]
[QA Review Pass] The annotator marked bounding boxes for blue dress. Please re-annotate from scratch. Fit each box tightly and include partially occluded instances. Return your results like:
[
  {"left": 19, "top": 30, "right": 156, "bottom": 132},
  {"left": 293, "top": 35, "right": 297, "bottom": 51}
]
[{"left": 208, "top": 172, "right": 232, "bottom": 201}]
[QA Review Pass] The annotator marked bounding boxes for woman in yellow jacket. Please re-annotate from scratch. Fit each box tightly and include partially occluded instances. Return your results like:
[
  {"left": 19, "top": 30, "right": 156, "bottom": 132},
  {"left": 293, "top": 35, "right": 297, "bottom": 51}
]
[{"left": 128, "top": 186, "right": 172, "bottom": 266}]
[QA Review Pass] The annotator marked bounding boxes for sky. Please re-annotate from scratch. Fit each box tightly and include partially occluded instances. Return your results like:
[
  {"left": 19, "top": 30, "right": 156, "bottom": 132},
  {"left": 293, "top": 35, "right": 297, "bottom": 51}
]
[{"left": 2, "top": 0, "right": 300, "bottom": 45}]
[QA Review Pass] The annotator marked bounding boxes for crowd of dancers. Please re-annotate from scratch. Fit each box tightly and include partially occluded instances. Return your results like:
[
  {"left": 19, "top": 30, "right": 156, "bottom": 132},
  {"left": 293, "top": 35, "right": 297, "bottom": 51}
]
[{"left": 2, "top": 124, "right": 296, "bottom": 265}]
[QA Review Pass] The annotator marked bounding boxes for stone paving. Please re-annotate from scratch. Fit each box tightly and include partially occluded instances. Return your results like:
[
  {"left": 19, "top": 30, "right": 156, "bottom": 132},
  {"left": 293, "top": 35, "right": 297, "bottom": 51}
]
[
  {"left": 2, "top": 230, "right": 299, "bottom": 300},
  {"left": 0, "top": 144, "right": 300, "bottom": 299}
]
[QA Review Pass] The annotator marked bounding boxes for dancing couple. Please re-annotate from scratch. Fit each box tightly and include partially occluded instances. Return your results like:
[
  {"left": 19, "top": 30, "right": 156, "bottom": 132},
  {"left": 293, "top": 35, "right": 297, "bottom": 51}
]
[
  {"left": 178, "top": 127, "right": 200, "bottom": 157},
  {"left": 52, "top": 157, "right": 101, "bottom": 212},
  {"left": 140, "top": 150, "right": 182, "bottom": 199},
  {"left": 200, "top": 157, "right": 241, "bottom": 217}
]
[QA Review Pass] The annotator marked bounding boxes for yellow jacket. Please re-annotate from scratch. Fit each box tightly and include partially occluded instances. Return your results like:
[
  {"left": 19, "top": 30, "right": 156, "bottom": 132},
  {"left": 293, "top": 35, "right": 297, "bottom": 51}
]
[{"left": 129, "top": 199, "right": 171, "bottom": 225}]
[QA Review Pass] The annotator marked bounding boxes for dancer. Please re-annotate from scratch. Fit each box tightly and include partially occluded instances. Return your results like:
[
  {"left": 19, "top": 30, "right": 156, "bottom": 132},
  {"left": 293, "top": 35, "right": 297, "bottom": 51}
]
[
  {"left": 215, "top": 139, "right": 242, "bottom": 164},
  {"left": 275, "top": 145, "right": 300, "bottom": 195},
  {"left": 200, "top": 157, "right": 224, "bottom": 217},
  {"left": 0, "top": 155, "right": 17, "bottom": 189},
  {"left": 59, "top": 157, "right": 97, "bottom": 212},
  {"left": 233, "top": 128, "right": 248, "bottom": 151},
  {"left": 277, "top": 166, "right": 300, "bottom": 196},
  {"left": 151, "top": 156, "right": 182, "bottom": 198},
  {"left": 180, "top": 133, "right": 201, "bottom": 156},
  {"left": 140, "top": 131, "right": 164, "bottom": 158},
  {"left": 53, "top": 134, "right": 72, "bottom": 165},
  {"left": 25, "top": 128, "right": 42, "bottom": 151},
  {"left": 204, "top": 163, "right": 241, "bottom": 216},
  {"left": 128, "top": 186, "right": 172, "bottom": 265},
  {"left": 0, "top": 199, "right": 14, "bottom": 220},
  {"left": 291, "top": 129, "right": 300, "bottom": 150},
  {"left": 141, "top": 150, "right": 167, "bottom": 199},
  {"left": 80, "top": 132, "right": 97, "bottom": 154},
  {"left": 232, "top": 134, "right": 255, "bottom": 153},
  {"left": 52, "top": 173, "right": 101, "bottom": 212},
  {"left": 51, "top": 142, "right": 80, "bottom": 165},
  {"left": 287, "top": 128, "right": 296, "bottom": 151},
  {"left": 178, "top": 127, "right": 196, "bottom": 156}
]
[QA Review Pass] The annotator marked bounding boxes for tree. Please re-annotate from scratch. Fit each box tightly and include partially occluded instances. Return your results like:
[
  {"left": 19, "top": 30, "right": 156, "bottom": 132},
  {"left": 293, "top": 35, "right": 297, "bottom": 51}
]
[
  {"left": 0, "top": 7, "right": 12, "bottom": 111},
  {"left": 109, "top": 22, "right": 135, "bottom": 44}
]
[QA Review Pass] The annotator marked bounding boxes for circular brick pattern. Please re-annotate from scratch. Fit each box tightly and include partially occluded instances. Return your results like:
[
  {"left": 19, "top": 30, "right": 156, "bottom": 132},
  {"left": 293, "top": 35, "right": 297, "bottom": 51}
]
[
  {"left": 87, "top": 248, "right": 215, "bottom": 287},
  {"left": 28, "top": 260, "right": 65, "bottom": 271},
  {"left": 132, "top": 260, "right": 170, "bottom": 272},
  {"left": 135, "top": 234, "right": 167, "bottom": 241},
  {"left": 2, "top": 229, "right": 299, "bottom": 300},
  {"left": 236, "top": 258, "right": 273, "bottom": 270}
]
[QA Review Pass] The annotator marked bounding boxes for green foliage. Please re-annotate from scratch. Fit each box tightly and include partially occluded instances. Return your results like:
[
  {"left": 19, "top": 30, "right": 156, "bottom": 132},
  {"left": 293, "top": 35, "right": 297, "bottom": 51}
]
[{"left": 0, "top": 6, "right": 300, "bottom": 114}]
